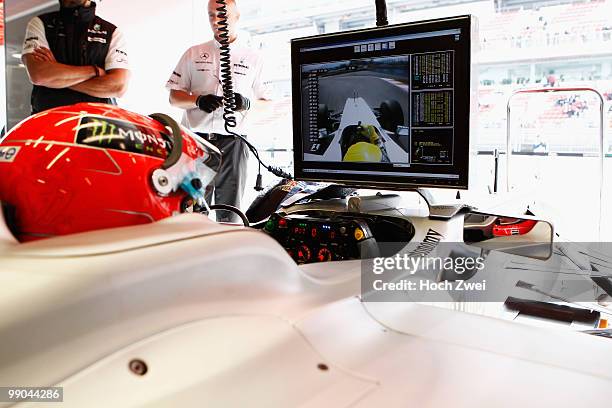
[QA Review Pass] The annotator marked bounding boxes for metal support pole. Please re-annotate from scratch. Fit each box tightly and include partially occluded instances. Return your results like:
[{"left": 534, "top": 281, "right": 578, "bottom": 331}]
[{"left": 506, "top": 87, "right": 605, "bottom": 239}]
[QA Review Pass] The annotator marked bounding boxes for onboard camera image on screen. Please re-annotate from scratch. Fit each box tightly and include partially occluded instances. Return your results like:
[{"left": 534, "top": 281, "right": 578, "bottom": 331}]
[
  {"left": 301, "top": 52, "right": 455, "bottom": 169},
  {"left": 301, "top": 56, "right": 412, "bottom": 165}
]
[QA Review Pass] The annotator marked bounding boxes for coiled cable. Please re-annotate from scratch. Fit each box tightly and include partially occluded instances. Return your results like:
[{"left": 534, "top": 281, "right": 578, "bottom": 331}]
[
  {"left": 214, "top": 0, "right": 292, "bottom": 183},
  {"left": 216, "top": 0, "right": 237, "bottom": 130}
]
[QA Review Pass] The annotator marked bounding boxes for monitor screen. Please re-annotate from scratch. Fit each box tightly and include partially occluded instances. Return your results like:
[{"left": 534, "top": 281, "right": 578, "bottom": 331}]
[{"left": 291, "top": 15, "right": 476, "bottom": 189}]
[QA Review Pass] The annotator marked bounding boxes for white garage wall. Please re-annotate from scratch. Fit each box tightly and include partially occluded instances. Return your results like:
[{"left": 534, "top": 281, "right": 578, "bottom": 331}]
[{"left": 96, "top": 0, "right": 212, "bottom": 121}]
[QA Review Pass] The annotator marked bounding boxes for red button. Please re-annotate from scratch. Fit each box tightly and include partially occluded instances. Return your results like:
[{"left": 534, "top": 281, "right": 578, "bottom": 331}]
[{"left": 311, "top": 228, "right": 317, "bottom": 238}]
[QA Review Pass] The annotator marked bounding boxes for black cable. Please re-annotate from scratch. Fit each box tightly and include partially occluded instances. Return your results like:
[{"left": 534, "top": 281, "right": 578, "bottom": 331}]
[
  {"left": 209, "top": 204, "right": 250, "bottom": 227},
  {"left": 216, "top": 0, "right": 237, "bottom": 130},
  {"left": 375, "top": 0, "right": 389, "bottom": 27},
  {"left": 215, "top": 0, "right": 292, "bottom": 183}
]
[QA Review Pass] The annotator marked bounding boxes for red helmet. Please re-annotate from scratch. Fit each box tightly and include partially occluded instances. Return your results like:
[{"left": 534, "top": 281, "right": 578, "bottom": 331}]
[{"left": 0, "top": 103, "right": 221, "bottom": 242}]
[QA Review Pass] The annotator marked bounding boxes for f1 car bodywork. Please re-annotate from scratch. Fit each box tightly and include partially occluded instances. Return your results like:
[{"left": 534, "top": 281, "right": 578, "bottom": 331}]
[{"left": 1, "top": 198, "right": 612, "bottom": 407}]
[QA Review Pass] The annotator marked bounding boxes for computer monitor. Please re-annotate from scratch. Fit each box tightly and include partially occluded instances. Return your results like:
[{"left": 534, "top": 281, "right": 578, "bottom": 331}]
[{"left": 291, "top": 15, "right": 477, "bottom": 189}]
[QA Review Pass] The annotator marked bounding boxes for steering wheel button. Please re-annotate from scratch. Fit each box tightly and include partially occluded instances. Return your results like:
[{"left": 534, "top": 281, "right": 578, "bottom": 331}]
[{"left": 265, "top": 219, "right": 275, "bottom": 232}]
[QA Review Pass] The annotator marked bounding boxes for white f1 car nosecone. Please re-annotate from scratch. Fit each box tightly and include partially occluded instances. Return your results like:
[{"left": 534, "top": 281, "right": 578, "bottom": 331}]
[{"left": 0, "top": 209, "right": 611, "bottom": 408}]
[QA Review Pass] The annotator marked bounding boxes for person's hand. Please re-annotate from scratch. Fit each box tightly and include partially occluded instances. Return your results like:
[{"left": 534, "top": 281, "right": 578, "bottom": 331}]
[
  {"left": 234, "top": 93, "right": 251, "bottom": 112},
  {"left": 196, "top": 94, "right": 224, "bottom": 113},
  {"left": 31, "top": 47, "right": 56, "bottom": 63},
  {"left": 94, "top": 66, "right": 107, "bottom": 77}
]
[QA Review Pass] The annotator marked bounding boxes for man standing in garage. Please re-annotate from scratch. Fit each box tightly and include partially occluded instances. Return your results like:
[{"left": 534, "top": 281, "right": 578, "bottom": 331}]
[
  {"left": 22, "top": 0, "right": 130, "bottom": 114},
  {"left": 166, "top": 0, "right": 273, "bottom": 222}
]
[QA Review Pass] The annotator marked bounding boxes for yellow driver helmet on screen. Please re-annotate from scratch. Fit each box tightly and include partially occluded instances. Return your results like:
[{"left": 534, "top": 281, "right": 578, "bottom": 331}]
[{"left": 343, "top": 142, "right": 383, "bottom": 162}]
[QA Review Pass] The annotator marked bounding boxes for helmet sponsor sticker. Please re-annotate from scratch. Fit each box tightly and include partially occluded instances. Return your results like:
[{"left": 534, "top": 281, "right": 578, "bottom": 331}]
[
  {"left": 75, "top": 116, "right": 173, "bottom": 159},
  {"left": 0, "top": 146, "right": 21, "bottom": 162}
]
